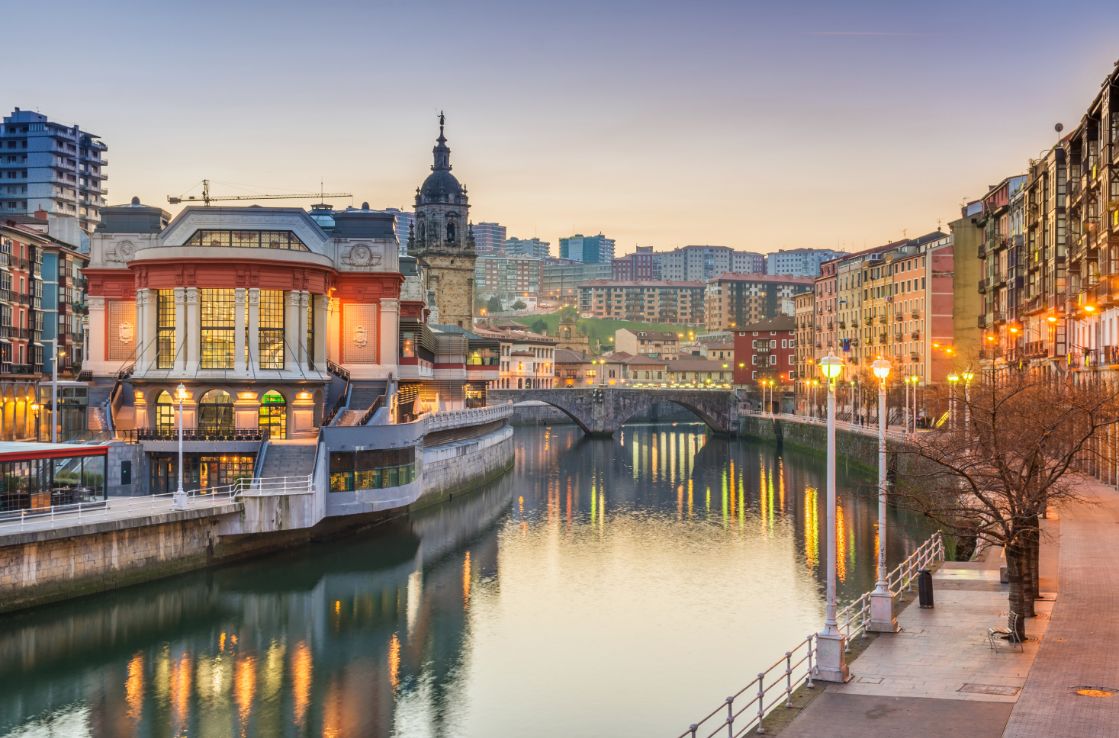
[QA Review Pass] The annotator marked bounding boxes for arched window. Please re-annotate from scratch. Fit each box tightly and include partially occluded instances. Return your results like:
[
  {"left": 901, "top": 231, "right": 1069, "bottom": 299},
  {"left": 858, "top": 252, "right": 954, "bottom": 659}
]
[
  {"left": 259, "top": 390, "right": 286, "bottom": 440},
  {"left": 155, "top": 391, "right": 175, "bottom": 434},
  {"left": 198, "top": 390, "right": 234, "bottom": 436}
]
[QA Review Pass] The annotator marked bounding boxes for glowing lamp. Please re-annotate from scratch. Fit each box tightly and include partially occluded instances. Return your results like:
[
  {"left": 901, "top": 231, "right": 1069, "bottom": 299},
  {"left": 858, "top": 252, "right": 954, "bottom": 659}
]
[
  {"left": 176, "top": 383, "right": 188, "bottom": 402},
  {"left": 946, "top": 373, "right": 959, "bottom": 384},
  {"left": 819, "top": 353, "right": 844, "bottom": 381},
  {"left": 1085, "top": 304, "right": 1097, "bottom": 314},
  {"left": 1046, "top": 315, "right": 1058, "bottom": 324},
  {"left": 871, "top": 358, "right": 891, "bottom": 381},
  {"left": 961, "top": 370, "right": 974, "bottom": 383}
]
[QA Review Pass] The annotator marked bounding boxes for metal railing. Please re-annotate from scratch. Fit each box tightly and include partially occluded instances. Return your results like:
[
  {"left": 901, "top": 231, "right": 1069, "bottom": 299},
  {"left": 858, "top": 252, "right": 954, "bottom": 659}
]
[
  {"left": 426, "top": 403, "right": 513, "bottom": 432},
  {"left": 238, "top": 474, "right": 314, "bottom": 497},
  {"left": 676, "top": 531, "right": 944, "bottom": 738}
]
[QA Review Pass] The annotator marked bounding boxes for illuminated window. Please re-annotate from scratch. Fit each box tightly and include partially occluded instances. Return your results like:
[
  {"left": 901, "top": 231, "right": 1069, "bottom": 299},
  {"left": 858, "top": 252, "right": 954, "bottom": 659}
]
[
  {"left": 197, "top": 390, "right": 234, "bottom": 434},
  {"left": 258, "top": 390, "right": 286, "bottom": 439},
  {"left": 155, "top": 391, "right": 175, "bottom": 432},
  {"left": 200, "top": 289, "right": 235, "bottom": 369},
  {"left": 258, "top": 290, "right": 284, "bottom": 369},
  {"left": 156, "top": 289, "right": 175, "bottom": 369}
]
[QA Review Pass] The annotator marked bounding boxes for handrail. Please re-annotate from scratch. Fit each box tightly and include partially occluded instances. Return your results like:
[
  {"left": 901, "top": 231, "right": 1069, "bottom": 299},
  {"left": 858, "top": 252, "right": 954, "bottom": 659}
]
[
  {"left": 356, "top": 392, "right": 386, "bottom": 427},
  {"left": 675, "top": 531, "right": 944, "bottom": 738}
]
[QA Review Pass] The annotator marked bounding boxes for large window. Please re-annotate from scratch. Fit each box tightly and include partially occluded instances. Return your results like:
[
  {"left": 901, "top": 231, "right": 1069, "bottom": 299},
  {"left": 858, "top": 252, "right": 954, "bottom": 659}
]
[
  {"left": 185, "top": 230, "right": 309, "bottom": 251},
  {"left": 258, "top": 290, "right": 284, "bottom": 369},
  {"left": 329, "top": 447, "right": 416, "bottom": 493},
  {"left": 197, "top": 389, "right": 234, "bottom": 435},
  {"left": 157, "top": 289, "right": 175, "bottom": 369},
  {"left": 258, "top": 390, "right": 286, "bottom": 439},
  {"left": 200, "top": 289, "right": 235, "bottom": 369},
  {"left": 155, "top": 391, "right": 175, "bottom": 433}
]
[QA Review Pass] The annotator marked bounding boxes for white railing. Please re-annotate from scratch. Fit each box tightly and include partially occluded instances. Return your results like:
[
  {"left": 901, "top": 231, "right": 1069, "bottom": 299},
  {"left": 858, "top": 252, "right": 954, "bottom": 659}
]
[
  {"left": 675, "top": 531, "right": 945, "bottom": 738},
  {"left": 426, "top": 403, "right": 513, "bottom": 432},
  {"left": 0, "top": 474, "right": 317, "bottom": 534}
]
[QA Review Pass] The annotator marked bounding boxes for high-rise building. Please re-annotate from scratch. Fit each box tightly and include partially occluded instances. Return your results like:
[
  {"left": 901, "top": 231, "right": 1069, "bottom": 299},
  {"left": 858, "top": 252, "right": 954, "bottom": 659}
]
[
  {"left": 504, "top": 237, "right": 550, "bottom": 258},
  {"left": 0, "top": 108, "right": 107, "bottom": 235},
  {"left": 612, "top": 246, "right": 656, "bottom": 280},
  {"left": 654, "top": 245, "right": 765, "bottom": 281},
  {"left": 378, "top": 208, "right": 413, "bottom": 255},
  {"left": 474, "top": 255, "right": 542, "bottom": 303},
  {"left": 703, "top": 274, "right": 812, "bottom": 331},
  {"left": 559, "top": 233, "right": 615, "bottom": 264},
  {"left": 472, "top": 222, "right": 507, "bottom": 255},
  {"left": 766, "top": 248, "right": 847, "bottom": 277},
  {"left": 579, "top": 280, "right": 705, "bottom": 324},
  {"left": 540, "top": 259, "right": 611, "bottom": 303},
  {"left": 408, "top": 115, "right": 476, "bottom": 328}
]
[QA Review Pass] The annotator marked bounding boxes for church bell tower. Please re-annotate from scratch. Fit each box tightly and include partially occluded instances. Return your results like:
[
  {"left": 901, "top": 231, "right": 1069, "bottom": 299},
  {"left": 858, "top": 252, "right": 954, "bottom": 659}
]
[{"left": 409, "top": 113, "right": 477, "bottom": 328}]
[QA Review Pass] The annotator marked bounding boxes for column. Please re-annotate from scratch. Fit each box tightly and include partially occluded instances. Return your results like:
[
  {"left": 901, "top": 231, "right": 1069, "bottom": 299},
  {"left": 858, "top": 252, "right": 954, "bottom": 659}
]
[
  {"left": 174, "top": 287, "right": 187, "bottom": 373},
  {"left": 298, "top": 291, "right": 310, "bottom": 368},
  {"left": 284, "top": 291, "right": 302, "bottom": 371},
  {"left": 379, "top": 298, "right": 400, "bottom": 371},
  {"left": 248, "top": 288, "right": 260, "bottom": 372},
  {"left": 234, "top": 288, "right": 247, "bottom": 375},
  {"left": 185, "top": 287, "right": 200, "bottom": 372},
  {"left": 313, "top": 292, "right": 328, "bottom": 373},
  {"left": 86, "top": 295, "right": 107, "bottom": 368}
]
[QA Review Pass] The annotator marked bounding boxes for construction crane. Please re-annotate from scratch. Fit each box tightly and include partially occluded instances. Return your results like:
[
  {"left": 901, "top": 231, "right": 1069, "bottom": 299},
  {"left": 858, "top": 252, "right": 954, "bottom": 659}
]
[{"left": 167, "top": 179, "right": 351, "bottom": 206}]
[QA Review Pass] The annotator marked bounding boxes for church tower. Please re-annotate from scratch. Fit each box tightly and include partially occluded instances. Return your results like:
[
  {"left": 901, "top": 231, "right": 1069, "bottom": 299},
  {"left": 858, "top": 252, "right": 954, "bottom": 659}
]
[{"left": 409, "top": 113, "right": 476, "bottom": 328}]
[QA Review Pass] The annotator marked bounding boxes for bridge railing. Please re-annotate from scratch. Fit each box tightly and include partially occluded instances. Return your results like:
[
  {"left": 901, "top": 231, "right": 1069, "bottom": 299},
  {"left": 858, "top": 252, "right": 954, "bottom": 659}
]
[
  {"left": 675, "top": 531, "right": 944, "bottom": 738},
  {"left": 426, "top": 403, "right": 513, "bottom": 433}
]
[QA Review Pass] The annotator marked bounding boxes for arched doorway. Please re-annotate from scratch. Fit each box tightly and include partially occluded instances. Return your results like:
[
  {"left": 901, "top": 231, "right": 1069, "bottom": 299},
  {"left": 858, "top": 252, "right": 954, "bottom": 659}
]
[
  {"left": 259, "top": 390, "right": 286, "bottom": 439},
  {"left": 197, "top": 390, "right": 234, "bottom": 436},
  {"left": 155, "top": 391, "right": 175, "bottom": 434}
]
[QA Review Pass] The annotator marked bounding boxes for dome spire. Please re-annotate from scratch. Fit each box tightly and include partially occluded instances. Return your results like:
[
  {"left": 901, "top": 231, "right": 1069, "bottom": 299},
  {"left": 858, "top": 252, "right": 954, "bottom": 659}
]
[{"left": 432, "top": 111, "right": 451, "bottom": 171}]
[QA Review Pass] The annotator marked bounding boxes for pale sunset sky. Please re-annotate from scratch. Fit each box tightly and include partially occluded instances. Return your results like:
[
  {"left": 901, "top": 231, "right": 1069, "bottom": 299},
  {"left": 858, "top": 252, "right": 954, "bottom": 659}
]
[{"left": 6, "top": 0, "right": 1119, "bottom": 254}]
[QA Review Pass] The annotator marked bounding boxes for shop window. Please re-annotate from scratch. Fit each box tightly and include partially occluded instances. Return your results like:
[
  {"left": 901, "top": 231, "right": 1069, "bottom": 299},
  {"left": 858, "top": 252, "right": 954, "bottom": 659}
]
[{"left": 258, "top": 390, "right": 286, "bottom": 439}]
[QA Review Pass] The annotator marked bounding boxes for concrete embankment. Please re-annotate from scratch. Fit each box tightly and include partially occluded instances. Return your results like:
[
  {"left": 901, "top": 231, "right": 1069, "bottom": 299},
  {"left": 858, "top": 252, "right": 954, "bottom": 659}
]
[{"left": 0, "top": 422, "right": 515, "bottom": 614}]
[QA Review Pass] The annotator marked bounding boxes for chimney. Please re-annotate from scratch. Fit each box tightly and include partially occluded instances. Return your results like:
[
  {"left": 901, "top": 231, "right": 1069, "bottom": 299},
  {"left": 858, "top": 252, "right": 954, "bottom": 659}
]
[{"left": 33, "top": 208, "right": 48, "bottom": 221}]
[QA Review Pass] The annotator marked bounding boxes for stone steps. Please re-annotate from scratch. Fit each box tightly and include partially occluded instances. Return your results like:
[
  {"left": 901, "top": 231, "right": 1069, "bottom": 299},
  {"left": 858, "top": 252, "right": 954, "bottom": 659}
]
[{"left": 259, "top": 443, "right": 316, "bottom": 479}]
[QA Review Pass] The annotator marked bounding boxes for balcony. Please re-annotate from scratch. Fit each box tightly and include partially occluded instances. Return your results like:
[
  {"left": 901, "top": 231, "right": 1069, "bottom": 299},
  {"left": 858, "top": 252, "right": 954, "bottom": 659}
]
[
  {"left": 910, "top": 352, "right": 920, "bottom": 361},
  {"left": 978, "top": 278, "right": 987, "bottom": 294},
  {"left": 878, "top": 332, "right": 888, "bottom": 343},
  {"left": 911, "top": 331, "right": 920, "bottom": 339}
]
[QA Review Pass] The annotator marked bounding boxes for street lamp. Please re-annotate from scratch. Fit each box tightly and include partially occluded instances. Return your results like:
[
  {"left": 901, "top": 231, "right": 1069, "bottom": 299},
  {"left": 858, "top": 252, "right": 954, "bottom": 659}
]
[
  {"left": 51, "top": 346, "right": 65, "bottom": 443},
  {"left": 961, "top": 369, "right": 974, "bottom": 436},
  {"left": 946, "top": 373, "right": 960, "bottom": 432},
  {"left": 869, "top": 358, "right": 898, "bottom": 632},
  {"left": 173, "top": 383, "right": 188, "bottom": 511},
  {"left": 30, "top": 402, "right": 40, "bottom": 442},
  {"left": 816, "top": 352, "right": 849, "bottom": 682}
]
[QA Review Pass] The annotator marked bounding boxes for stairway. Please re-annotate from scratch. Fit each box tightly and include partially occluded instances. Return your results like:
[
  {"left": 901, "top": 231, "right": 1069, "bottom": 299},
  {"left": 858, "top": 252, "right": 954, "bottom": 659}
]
[
  {"left": 336, "top": 380, "right": 387, "bottom": 426},
  {"left": 258, "top": 441, "right": 317, "bottom": 479}
]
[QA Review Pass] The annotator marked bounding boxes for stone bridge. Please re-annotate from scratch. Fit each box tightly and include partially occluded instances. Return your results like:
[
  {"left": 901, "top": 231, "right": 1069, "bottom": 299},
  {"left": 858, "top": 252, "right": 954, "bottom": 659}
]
[{"left": 488, "top": 388, "right": 739, "bottom": 436}]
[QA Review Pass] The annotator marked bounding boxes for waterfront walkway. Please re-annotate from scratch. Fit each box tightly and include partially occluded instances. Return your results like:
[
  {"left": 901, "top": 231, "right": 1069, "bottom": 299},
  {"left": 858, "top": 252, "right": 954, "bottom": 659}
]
[{"left": 0, "top": 493, "right": 239, "bottom": 539}]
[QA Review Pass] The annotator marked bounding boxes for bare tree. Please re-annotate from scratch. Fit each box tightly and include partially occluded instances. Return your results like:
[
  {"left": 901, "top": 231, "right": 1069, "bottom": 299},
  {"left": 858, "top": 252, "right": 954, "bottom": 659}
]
[{"left": 896, "top": 368, "right": 1119, "bottom": 642}]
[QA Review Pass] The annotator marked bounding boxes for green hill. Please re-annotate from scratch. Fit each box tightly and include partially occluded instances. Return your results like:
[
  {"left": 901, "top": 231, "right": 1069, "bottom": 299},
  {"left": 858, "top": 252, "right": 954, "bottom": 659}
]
[{"left": 513, "top": 312, "right": 700, "bottom": 353}]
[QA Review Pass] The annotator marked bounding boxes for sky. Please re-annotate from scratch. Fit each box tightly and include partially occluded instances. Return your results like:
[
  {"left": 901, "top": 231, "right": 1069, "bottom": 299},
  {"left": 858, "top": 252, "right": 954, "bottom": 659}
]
[{"left": 6, "top": 0, "right": 1119, "bottom": 255}]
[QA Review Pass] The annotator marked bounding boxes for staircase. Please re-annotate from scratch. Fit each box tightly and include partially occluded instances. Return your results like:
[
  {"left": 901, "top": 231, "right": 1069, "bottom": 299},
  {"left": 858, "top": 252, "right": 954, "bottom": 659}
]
[
  {"left": 257, "top": 441, "right": 318, "bottom": 479},
  {"left": 336, "top": 380, "right": 387, "bottom": 426}
]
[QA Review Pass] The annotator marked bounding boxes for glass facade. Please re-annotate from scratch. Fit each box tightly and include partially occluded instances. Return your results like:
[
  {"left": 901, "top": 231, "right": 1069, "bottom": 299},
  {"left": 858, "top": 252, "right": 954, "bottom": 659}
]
[
  {"left": 200, "top": 289, "right": 235, "bottom": 369},
  {"left": 149, "top": 453, "right": 255, "bottom": 495},
  {"left": 157, "top": 289, "right": 176, "bottom": 369},
  {"left": 0, "top": 452, "right": 107, "bottom": 512},
  {"left": 329, "top": 447, "right": 416, "bottom": 493},
  {"left": 197, "top": 389, "right": 234, "bottom": 434},
  {"left": 185, "top": 230, "right": 309, "bottom": 251},
  {"left": 258, "top": 290, "right": 284, "bottom": 369}
]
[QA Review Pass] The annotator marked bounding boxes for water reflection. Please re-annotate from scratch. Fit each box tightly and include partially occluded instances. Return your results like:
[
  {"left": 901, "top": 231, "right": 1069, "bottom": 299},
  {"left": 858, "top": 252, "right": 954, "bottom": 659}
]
[{"left": 0, "top": 423, "right": 933, "bottom": 738}]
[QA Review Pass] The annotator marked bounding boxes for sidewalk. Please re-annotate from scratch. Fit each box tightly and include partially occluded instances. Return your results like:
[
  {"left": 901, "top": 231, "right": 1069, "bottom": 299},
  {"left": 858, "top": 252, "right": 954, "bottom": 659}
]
[
  {"left": 1002, "top": 475, "right": 1119, "bottom": 736},
  {"left": 778, "top": 542, "right": 1056, "bottom": 738}
]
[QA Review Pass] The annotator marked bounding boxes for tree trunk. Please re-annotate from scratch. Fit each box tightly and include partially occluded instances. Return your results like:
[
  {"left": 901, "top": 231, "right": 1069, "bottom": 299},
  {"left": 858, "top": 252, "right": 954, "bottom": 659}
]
[
  {"left": 1027, "top": 519, "right": 1041, "bottom": 606},
  {"left": 1019, "top": 536, "right": 1037, "bottom": 618},
  {"left": 1005, "top": 542, "right": 1029, "bottom": 641}
]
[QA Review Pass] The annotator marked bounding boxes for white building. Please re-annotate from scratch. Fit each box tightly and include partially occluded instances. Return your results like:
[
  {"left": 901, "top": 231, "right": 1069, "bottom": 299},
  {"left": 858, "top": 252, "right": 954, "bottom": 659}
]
[{"left": 766, "top": 248, "right": 847, "bottom": 277}]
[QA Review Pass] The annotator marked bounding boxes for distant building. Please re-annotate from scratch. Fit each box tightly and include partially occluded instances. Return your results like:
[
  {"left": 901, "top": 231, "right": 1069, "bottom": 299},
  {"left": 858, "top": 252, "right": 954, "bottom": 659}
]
[
  {"left": 540, "top": 258, "right": 611, "bottom": 303},
  {"left": 580, "top": 280, "right": 705, "bottom": 324},
  {"left": 654, "top": 245, "right": 764, "bottom": 281},
  {"left": 472, "top": 222, "right": 507, "bottom": 255},
  {"left": 793, "top": 291, "right": 816, "bottom": 409},
  {"left": 615, "top": 329, "right": 680, "bottom": 360},
  {"left": 732, "top": 316, "right": 797, "bottom": 386},
  {"left": 473, "top": 325, "right": 556, "bottom": 389},
  {"left": 378, "top": 208, "right": 413, "bottom": 255},
  {"left": 1, "top": 108, "right": 108, "bottom": 235},
  {"left": 612, "top": 246, "right": 656, "bottom": 280},
  {"left": 766, "top": 248, "right": 846, "bottom": 277},
  {"left": 475, "top": 255, "right": 542, "bottom": 303},
  {"left": 665, "top": 357, "right": 733, "bottom": 386},
  {"left": 504, "top": 236, "right": 549, "bottom": 258},
  {"left": 703, "top": 274, "right": 813, "bottom": 331},
  {"left": 554, "top": 348, "right": 594, "bottom": 387},
  {"left": 559, "top": 233, "right": 615, "bottom": 264},
  {"left": 553, "top": 314, "right": 590, "bottom": 353}
]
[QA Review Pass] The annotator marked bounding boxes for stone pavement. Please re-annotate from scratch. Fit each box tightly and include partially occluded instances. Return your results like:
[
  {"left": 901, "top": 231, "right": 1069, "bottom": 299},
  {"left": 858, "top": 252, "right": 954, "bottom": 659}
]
[
  {"left": 0, "top": 493, "right": 238, "bottom": 541},
  {"left": 780, "top": 546, "right": 1055, "bottom": 738},
  {"left": 1003, "top": 475, "right": 1119, "bottom": 736}
]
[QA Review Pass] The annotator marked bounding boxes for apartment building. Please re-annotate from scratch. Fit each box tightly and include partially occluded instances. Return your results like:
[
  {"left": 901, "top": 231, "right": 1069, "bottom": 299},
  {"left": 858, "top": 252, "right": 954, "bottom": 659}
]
[
  {"left": 472, "top": 222, "right": 507, "bottom": 254},
  {"left": 475, "top": 254, "right": 542, "bottom": 303},
  {"left": 732, "top": 316, "right": 796, "bottom": 385},
  {"left": 766, "top": 248, "right": 847, "bottom": 277},
  {"left": 559, "top": 233, "right": 614, "bottom": 264},
  {"left": 579, "top": 280, "right": 704, "bottom": 324},
  {"left": 612, "top": 246, "right": 656, "bottom": 280},
  {"left": 793, "top": 291, "right": 815, "bottom": 390},
  {"left": 474, "top": 326, "right": 555, "bottom": 389},
  {"left": 540, "top": 259, "right": 611, "bottom": 303},
  {"left": 703, "top": 273, "right": 812, "bottom": 331},
  {"left": 615, "top": 329, "right": 680, "bottom": 359},
  {"left": 653, "top": 245, "right": 764, "bottom": 282},
  {"left": 504, "top": 237, "right": 550, "bottom": 258}
]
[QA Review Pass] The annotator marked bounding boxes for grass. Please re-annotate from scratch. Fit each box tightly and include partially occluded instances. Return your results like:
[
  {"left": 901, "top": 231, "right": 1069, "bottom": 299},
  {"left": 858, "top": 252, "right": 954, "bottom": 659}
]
[{"left": 512, "top": 312, "right": 699, "bottom": 352}]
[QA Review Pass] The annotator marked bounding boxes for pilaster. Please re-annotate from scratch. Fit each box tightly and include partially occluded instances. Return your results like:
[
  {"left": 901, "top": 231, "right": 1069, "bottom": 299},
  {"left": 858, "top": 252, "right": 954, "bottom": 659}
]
[
  {"left": 86, "top": 295, "right": 107, "bottom": 368},
  {"left": 185, "top": 287, "right": 200, "bottom": 373},
  {"left": 174, "top": 287, "right": 187, "bottom": 373},
  {"left": 314, "top": 293, "right": 328, "bottom": 372},
  {"left": 379, "top": 298, "right": 400, "bottom": 371},
  {"left": 284, "top": 290, "right": 302, "bottom": 370},
  {"left": 234, "top": 288, "right": 247, "bottom": 375},
  {"left": 248, "top": 288, "right": 260, "bottom": 370}
]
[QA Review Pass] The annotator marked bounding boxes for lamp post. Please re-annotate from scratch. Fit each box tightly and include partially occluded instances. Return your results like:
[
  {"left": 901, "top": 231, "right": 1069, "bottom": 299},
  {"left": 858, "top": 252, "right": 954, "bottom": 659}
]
[
  {"left": 910, "top": 374, "right": 920, "bottom": 431},
  {"left": 816, "top": 353, "right": 849, "bottom": 681},
  {"left": 30, "top": 402, "right": 40, "bottom": 442},
  {"left": 173, "top": 383, "right": 188, "bottom": 511},
  {"left": 947, "top": 373, "right": 960, "bottom": 432},
  {"left": 869, "top": 358, "right": 898, "bottom": 632},
  {"left": 50, "top": 345, "right": 65, "bottom": 443},
  {"left": 903, "top": 375, "right": 912, "bottom": 436},
  {"left": 961, "top": 369, "right": 974, "bottom": 436}
]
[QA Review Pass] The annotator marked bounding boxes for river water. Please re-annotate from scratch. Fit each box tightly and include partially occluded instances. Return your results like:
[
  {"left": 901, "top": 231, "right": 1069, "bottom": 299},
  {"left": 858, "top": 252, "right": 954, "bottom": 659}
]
[{"left": 0, "top": 423, "right": 935, "bottom": 738}]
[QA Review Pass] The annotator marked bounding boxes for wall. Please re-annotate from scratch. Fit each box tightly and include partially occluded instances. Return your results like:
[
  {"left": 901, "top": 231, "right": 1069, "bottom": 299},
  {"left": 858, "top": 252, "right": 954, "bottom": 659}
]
[{"left": 421, "top": 424, "right": 514, "bottom": 501}]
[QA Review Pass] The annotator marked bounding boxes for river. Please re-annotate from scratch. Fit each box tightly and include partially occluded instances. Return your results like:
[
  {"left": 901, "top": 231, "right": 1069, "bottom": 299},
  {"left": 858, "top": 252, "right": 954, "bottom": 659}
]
[{"left": 0, "top": 422, "right": 935, "bottom": 738}]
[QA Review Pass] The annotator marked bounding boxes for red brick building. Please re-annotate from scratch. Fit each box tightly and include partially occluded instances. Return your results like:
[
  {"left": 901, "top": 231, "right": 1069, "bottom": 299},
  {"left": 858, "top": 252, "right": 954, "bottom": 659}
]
[{"left": 732, "top": 316, "right": 797, "bottom": 385}]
